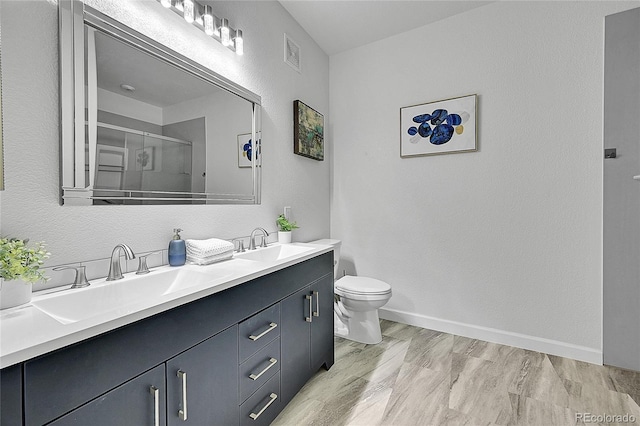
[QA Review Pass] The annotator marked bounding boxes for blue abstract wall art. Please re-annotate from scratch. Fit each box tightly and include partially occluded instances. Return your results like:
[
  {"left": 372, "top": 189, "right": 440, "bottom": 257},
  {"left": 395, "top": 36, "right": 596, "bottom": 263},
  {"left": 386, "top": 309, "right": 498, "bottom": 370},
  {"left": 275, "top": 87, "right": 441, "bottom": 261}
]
[
  {"left": 400, "top": 94, "right": 477, "bottom": 157},
  {"left": 237, "top": 132, "right": 261, "bottom": 168}
]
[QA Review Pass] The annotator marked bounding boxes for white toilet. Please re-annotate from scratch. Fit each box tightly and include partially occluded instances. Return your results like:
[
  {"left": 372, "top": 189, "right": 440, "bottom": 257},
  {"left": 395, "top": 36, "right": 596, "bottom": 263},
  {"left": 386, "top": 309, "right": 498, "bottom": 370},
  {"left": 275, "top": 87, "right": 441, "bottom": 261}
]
[{"left": 311, "top": 239, "right": 392, "bottom": 344}]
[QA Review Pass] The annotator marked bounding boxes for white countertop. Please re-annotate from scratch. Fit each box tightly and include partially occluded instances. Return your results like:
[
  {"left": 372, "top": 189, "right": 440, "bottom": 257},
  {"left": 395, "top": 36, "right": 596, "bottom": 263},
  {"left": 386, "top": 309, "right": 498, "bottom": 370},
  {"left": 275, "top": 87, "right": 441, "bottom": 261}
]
[{"left": 0, "top": 243, "right": 332, "bottom": 369}]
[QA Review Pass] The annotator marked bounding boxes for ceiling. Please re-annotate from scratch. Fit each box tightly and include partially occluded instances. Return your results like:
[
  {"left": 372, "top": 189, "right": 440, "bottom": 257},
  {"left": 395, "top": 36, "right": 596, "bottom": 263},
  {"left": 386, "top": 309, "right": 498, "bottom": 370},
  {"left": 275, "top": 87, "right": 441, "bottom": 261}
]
[
  {"left": 95, "top": 31, "right": 219, "bottom": 108},
  {"left": 278, "top": 0, "right": 492, "bottom": 56}
]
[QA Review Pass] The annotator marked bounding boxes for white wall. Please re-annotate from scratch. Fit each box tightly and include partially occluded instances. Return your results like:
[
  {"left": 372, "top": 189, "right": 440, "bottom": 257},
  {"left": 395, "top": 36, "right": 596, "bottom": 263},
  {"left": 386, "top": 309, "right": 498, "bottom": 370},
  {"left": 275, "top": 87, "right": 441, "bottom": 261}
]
[
  {"left": 98, "top": 88, "right": 163, "bottom": 126},
  {"left": 162, "top": 90, "right": 253, "bottom": 195},
  {"left": 1, "top": 1, "right": 329, "bottom": 272},
  {"left": 330, "top": 1, "right": 638, "bottom": 363}
]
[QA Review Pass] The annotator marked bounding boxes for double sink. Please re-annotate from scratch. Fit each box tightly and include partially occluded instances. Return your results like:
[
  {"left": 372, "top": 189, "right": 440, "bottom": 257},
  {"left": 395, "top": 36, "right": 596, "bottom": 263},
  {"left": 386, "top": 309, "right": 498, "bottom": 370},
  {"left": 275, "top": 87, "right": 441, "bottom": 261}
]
[{"left": 31, "top": 243, "right": 316, "bottom": 325}]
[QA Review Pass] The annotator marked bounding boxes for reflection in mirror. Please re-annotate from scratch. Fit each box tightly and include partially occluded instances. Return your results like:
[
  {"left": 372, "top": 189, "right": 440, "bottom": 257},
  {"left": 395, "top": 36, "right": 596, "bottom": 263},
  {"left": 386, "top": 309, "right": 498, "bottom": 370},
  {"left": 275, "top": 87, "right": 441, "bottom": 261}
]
[
  {"left": 1, "top": 25, "right": 4, "bottom": 191},
  {"left": 60, "top": 1, "right": 261, "bottom": 205}
]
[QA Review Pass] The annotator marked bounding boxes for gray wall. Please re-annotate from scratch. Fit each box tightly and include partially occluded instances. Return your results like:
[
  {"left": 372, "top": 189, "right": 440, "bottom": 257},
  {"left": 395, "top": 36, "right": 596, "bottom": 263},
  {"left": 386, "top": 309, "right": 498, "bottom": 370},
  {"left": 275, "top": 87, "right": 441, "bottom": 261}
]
[{"left": 603, "top": 7, "right": 640, "bottom": 370}]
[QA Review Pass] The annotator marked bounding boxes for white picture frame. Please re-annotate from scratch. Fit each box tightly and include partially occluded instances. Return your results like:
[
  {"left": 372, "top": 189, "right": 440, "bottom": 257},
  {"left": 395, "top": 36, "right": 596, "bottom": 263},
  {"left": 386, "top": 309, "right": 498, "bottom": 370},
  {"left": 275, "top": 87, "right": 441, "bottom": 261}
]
[
  {"left": 400, "top": 94, "right": 478, "bottom": 158},
  {"left": 238, "top": 132, "right": 261, "bottom": 168}
]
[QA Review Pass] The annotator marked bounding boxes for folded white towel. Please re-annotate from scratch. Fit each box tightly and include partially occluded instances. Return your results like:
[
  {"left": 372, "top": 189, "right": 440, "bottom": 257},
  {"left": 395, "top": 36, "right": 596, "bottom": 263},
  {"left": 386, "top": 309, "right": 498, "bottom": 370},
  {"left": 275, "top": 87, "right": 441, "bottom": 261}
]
[
  {"left": 185, "top": 238, "right": 234, "bottom": 258},
  {"left": 187, "top": 250, "right": 234, "bottom": 266}
]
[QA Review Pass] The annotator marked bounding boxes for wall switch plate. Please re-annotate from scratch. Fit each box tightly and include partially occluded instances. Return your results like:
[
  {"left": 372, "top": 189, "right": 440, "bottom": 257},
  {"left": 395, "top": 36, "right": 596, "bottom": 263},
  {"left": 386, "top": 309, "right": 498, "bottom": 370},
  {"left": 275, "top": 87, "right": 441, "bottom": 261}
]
[{"left": 283, "top": 206, "right": 292, "bottom": 220}]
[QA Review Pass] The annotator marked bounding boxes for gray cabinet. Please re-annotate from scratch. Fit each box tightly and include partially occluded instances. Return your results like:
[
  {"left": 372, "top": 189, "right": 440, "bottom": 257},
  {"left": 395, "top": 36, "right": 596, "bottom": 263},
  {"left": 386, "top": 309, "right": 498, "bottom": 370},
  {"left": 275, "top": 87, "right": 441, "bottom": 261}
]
[
  {"left": 49, "top": 365, "right": 166, "bottom": 426},
  {"left": 2, "top": 252, "right": 333, "bottom": 426},
  {"left": 280, "top": 286, "right": 313, "bottom": 405},
  {"left": 280, "top": 273, "right": 334, "bottom": 406},
  {"left": 49, "top": 327, "right": 238, "bottom": 426},
  {"left": 166, "top": 326, "right": 238, "bottom": 426},
  {"left": 0, "top": 364, "right": 22, "bottom": 426},
  {"left": 310, "top": 275, "right": 335, "bottom": 371}
]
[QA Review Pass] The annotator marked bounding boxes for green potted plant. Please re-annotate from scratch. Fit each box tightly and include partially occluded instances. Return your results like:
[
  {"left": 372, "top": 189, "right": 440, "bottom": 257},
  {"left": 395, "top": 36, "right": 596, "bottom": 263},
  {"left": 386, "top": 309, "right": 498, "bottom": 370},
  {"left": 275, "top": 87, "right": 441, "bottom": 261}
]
[
  {"left": 276, "top": 214, "right": 299, "bottom": 243},
  {"left": 0, "top": 238, "right": 50, "bottom": 309}
]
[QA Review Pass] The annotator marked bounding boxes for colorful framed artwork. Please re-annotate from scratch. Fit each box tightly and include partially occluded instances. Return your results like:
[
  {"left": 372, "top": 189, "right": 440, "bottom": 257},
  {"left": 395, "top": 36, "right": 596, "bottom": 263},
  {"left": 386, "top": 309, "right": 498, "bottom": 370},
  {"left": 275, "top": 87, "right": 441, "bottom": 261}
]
[
  {"left": 238, "top": 133, "right": 260, "bottom": 168},
  {"left": 400, "top": 94, "right": 477, "bottom": 158},
  {"left": 293, "top": 100, "right": 324, "bottom": 161}
]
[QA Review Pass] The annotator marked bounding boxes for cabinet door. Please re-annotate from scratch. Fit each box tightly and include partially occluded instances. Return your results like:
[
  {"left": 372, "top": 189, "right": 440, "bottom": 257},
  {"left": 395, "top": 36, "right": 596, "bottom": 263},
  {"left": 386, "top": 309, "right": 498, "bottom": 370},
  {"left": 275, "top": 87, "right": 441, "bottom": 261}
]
[
  {"left": 49, "top": 364, "right": 166, "bottom": 426},
  {"left": 280, "top": 286, "right": 312, "bottom": 405},
  {"left": 1, "top": 364, "right": 22, "bottom": 426},
  {"left": 166, "top": 325, "right": 239, "bottom": 426},
  {"left": 310, "top": 274, "right": 335, "bottom": 371}
]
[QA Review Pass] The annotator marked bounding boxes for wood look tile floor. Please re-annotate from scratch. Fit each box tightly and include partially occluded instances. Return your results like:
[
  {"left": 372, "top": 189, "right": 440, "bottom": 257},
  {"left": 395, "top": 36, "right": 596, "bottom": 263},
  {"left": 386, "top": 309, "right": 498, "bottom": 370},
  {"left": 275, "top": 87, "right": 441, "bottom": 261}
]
[{"left": 272, "top": 320, "right": 640, "bottom": 426}]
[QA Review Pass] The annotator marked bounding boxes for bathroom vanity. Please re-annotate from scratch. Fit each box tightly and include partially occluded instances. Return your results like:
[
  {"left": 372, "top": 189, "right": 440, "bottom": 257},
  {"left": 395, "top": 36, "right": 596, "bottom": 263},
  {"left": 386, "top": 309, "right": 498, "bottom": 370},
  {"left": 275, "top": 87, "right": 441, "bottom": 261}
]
[{"left": 0, "top": 246, "right": 334, "bottom": 426}]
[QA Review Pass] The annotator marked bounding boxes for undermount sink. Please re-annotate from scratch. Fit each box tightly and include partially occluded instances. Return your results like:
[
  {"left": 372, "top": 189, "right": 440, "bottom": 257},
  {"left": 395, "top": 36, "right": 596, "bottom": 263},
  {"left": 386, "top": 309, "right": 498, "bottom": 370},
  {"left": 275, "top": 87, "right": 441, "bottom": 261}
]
[
  {"left": 234, "top": 243, "right": 315, "bottom": 262},
  {"left": 32, "top": 267, "right": 232, "bottom": 325}
]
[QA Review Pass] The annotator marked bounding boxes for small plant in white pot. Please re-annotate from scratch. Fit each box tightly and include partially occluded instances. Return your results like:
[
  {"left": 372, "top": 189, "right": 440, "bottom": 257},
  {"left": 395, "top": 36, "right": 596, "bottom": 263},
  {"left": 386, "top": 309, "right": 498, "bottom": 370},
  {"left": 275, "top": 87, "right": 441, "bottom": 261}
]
[
  {"left": 0, "top": 238, "right": 50, "bottom": 309},
  {"left": 276, "top": 215, "right": 299, "bottom": 244}
]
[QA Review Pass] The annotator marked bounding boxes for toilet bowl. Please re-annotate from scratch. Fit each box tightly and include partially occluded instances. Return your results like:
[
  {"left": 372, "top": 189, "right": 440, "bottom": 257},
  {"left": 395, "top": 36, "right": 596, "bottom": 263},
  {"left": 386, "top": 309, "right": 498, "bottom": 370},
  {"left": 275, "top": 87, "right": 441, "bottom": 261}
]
[{"left": 310, "top": 239, "right": 392, "bottom": 345}]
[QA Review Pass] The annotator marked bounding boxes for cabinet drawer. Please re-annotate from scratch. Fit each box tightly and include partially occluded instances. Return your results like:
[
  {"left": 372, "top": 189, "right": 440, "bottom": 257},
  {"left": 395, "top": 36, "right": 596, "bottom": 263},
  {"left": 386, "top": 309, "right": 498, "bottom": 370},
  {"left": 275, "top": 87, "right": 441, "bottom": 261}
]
[
  {"left": 239, "top": 337, "right": 281, "bottom": 404},
  {"left": 239, "top": 371, "right": 281, "bottom": 426},
  {"left": 238, "top": 303, "right": 280, "bottom": 363}
]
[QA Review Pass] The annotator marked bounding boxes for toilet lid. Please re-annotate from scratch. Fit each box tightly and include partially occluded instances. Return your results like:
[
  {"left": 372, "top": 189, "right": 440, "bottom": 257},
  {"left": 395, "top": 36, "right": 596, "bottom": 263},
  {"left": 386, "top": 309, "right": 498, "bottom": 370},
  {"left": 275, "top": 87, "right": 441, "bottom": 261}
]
[{"left": 335, "top": 276, "right": 391, "bottom": 295}]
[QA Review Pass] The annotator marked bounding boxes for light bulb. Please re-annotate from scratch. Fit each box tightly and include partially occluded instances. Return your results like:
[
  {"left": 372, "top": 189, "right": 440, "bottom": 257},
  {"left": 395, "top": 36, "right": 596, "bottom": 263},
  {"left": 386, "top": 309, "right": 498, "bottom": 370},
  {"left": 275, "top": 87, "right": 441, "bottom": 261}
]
[
  {"left": 183, "top": 0, "right": 194, "bottom": 23},
  {"left": 221, "top": 18, "right": 230, "bottom": 46},
  {"left": 203, "top": 6, "right": 214, "bottom": 36},
  {"left": 235, "top": 29, "right": 244, "bottom": 55},
  {"left": 161, "top": 0, "right": 172, "bottom": 8}
]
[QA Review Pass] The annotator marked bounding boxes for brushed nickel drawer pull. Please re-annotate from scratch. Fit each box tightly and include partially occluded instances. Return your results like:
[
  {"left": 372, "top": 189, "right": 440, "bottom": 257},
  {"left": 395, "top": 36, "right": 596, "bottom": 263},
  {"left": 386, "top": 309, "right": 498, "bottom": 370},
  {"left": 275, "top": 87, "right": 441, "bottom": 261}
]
[
  {"left": 313, "top": 291, "right": 319, "bottom": 317},
  {"left": 305, "top": 294, "right": 312, "bottom": 322},
  {"left": 249, "top": 322, "right": 278, "bottom": 341},
  {"left": 249, "top": 358, "right": 278, "bottom": 380},
  {"left": 249, "top": 393, "right": 278, "bottom": 420},
  {"left": 150, "top": 386, "right": 160, "bottom": 426},
  {"left": 177, "top": 370, "right": 188, "bottom": 421}
]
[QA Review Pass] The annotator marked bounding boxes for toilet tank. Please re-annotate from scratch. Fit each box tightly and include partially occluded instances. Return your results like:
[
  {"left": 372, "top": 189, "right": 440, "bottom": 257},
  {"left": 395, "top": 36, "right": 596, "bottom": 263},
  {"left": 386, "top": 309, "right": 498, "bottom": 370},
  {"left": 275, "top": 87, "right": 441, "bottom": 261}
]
[{"left": 309, "top": 239, "right": 341, "bottom": 278}]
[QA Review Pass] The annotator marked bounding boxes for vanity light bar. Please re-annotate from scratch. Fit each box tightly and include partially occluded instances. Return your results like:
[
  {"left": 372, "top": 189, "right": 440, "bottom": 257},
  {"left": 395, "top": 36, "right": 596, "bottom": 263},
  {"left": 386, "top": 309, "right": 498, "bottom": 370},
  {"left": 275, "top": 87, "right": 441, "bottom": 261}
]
[{"left": 157, "top": 0, "right": 243, "bottom": 55}]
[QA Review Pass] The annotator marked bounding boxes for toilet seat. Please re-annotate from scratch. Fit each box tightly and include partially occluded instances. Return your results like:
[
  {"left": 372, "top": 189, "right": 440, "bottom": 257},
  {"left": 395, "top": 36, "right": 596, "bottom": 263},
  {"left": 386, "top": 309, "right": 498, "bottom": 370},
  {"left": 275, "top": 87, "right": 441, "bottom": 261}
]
[{"left": 335, "top": 276, "right": 391, "bottom": 299}]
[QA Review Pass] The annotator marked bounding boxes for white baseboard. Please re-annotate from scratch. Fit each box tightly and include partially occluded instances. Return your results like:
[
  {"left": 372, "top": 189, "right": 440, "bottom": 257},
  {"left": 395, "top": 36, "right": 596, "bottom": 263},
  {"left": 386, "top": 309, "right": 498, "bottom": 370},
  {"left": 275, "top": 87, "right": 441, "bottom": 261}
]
[{"left": 379, "top": 307, "right": 602, "bottom": 365}]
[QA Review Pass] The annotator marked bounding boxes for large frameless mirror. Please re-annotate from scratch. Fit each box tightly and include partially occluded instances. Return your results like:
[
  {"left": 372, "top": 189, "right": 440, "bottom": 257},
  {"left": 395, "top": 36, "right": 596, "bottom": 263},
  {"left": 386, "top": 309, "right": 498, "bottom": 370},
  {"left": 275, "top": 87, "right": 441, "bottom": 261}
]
[{"left": 59, "top": 1, "right": 261, "bottom": 205}]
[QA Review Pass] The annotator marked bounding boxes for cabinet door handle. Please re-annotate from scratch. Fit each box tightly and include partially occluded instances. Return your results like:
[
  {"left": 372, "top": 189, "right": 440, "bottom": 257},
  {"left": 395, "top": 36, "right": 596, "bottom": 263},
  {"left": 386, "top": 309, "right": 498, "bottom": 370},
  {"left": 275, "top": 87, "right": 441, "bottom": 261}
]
[
  {"left": 313, "top": 291, "right": 320, "bottom": 317},
  {"left": 150, "top": 386, "right": 160, "bottom": 426},
  {"left": 305, "top": 294, "right": 313, "bottom": 322},
  {"left": 177, "top": 370, "right": 188, "bottom": 421},
  {"left": 249, "top": 393, "right": 278, "bottom": 420},
  {"left": 249, "top": 322, "right": 278, "bottom": 341},
  {"left": 249, "top": 358, "right": 278, "bottom": 380}
]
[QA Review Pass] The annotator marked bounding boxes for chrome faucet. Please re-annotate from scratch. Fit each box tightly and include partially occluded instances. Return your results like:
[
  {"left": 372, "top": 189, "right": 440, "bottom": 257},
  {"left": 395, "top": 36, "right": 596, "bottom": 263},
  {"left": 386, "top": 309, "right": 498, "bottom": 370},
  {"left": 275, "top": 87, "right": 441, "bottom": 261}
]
[
  {"left": 52, "top": 265, "right": 91, "bottom": 289},
  {"left": 106, "top": 244, "right": 136, "bottom": 281},
  {"left": 249, "top": 228, "right": 269, "bottom": 250}
]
